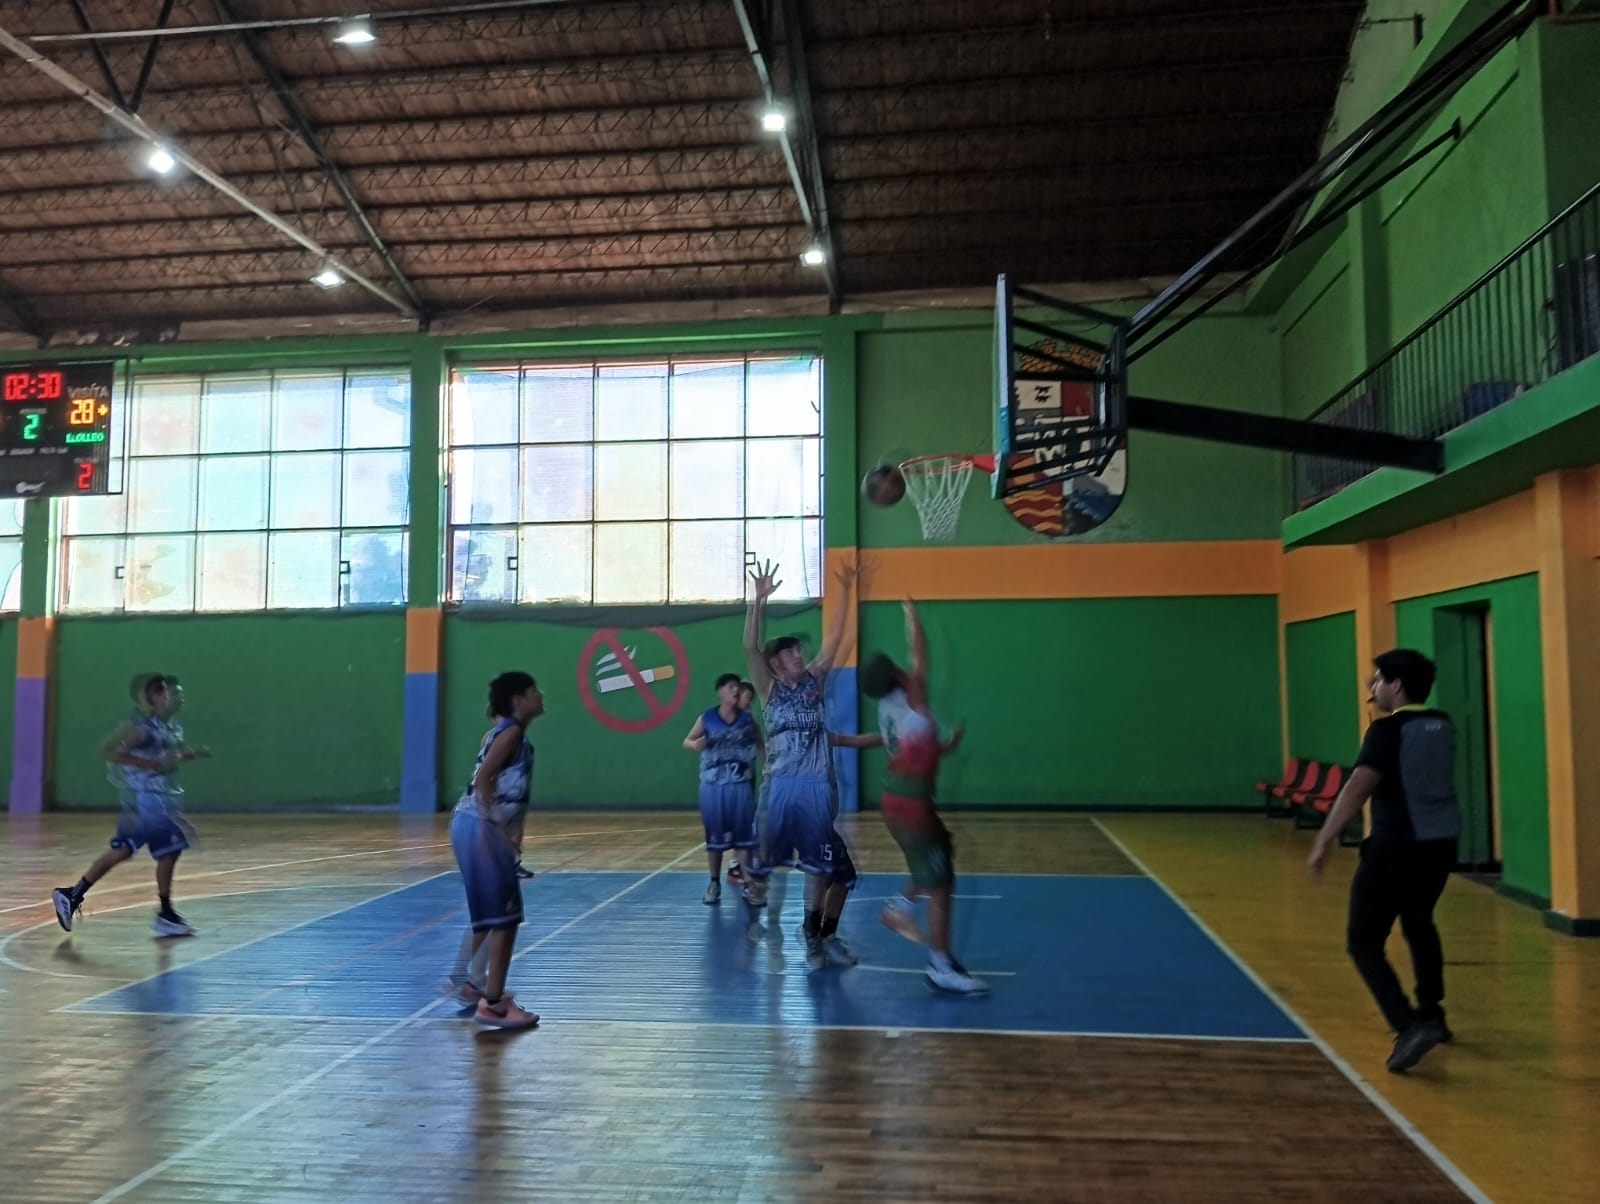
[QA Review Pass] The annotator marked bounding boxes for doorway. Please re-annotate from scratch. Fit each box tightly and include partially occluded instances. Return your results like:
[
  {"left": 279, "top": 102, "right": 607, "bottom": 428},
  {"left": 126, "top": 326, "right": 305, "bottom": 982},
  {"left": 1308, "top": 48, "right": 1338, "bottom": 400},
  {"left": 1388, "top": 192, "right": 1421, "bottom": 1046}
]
[{"left": 1432, "top": 605, "right": 1498, "bottom": 872}]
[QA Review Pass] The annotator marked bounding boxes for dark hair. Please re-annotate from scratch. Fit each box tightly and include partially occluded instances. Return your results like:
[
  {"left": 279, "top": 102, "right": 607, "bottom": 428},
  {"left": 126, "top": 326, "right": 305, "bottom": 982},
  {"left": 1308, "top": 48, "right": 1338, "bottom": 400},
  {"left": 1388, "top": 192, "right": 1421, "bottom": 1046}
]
[
  {"left": 861, "top": 652, "right": 902, "bottom": 699},
  {"left": 131, "top": 672, "right": 175, "bottom": 704},
  {"left": 1374, "top": 649, "right": 1436, "bottom": 703},
  {"left": 487, "top": 671, "right": 537, "bottom": 719},
  {"left": 738, "top": 680, "right": 755, "bottom": 695},
  {"left": 763, "top": 634, "right": 803, "bottom": 664},
  {"left": 715, "top": 672, "right": 741, "bottom": 691}
]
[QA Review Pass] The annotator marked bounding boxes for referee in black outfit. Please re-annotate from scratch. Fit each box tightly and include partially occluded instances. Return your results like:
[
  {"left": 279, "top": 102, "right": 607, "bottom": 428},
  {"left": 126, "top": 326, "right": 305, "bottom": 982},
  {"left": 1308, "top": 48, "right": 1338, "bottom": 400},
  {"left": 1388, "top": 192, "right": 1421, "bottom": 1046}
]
[{"left": 1309, "top": 648, "right": 1460, "bottom": 1073}]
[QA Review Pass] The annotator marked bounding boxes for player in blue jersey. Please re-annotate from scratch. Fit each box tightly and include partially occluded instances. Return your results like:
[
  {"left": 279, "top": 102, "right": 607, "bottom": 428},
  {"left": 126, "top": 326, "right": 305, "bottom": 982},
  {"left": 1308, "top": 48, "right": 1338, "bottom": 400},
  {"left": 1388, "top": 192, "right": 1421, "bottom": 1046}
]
[
  {"left": 51, "top": 673, "right": 212, "bottom": 938},
  {"left": 744, "top": 556, "right": 861, "bottom": 971},
  {"left": 446, "top": 671, "right": 544, "bottom": 1030},
  {"left": 683, "top": 673, "right": 765, "bottom": 904}
]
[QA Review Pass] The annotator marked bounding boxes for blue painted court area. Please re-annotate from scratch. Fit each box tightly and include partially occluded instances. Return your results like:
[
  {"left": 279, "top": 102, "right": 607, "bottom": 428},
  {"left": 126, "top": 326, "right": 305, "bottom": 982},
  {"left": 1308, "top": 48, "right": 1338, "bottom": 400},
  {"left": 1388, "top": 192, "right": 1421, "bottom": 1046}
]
[{"left": 65, "top": 871, "right": 1303, "bottom": 1041}]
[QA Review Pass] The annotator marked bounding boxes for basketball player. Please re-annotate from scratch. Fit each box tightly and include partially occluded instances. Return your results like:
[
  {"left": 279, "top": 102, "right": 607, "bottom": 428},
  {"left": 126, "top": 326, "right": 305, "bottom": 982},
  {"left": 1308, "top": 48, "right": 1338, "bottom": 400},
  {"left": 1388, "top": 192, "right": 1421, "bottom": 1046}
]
[
  {"left": 1309, "top": 649, "right": 1460, "bottom": 1072},
  {"left": 862, "top": 599, "right": 987, "bottom": 994},
  {"left": 683, "top": 673, "right": 764, "bottom": 904},
  {"left": 744, "top": 557, "right": 860, "bottom": 970},
  {"left": 446, "top": 671, "right": 544, "bottom": 1029},
  {"left": 51, "top": 673, "right": 211, "bottom": 938}
]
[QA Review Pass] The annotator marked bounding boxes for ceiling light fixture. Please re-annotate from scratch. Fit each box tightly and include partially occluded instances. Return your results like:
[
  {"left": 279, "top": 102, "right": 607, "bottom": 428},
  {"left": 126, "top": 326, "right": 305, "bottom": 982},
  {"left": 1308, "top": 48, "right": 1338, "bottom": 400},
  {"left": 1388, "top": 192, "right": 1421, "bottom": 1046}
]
[
  {"left": 147, "top": 145, "right": 176, "bottom": 174},
  {"left": 331, "top": 17, "right": 376, "bottom": 46},
  {"left": 312, "top": 267, "right": 345, "bottom": 288}
]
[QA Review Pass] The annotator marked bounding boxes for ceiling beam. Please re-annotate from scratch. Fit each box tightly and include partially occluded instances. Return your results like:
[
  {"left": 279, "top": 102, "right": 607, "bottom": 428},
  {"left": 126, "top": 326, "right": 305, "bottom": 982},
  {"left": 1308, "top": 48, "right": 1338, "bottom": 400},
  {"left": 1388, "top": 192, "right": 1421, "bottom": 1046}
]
[
  {"left": 777, "top": 0, "right": 839, "bottom": 312},
  {"left": 129, "top": 0, "right": 178, "bottom": 114},
  {"left": 211, "top": 0, "right": 430, "bottom": 323},
  {"left": 67, "top": 0, "right": 130, "bottom": 109},
  {"left": 0, "top": 22, "right": 419, "bottom": 322},
  {"left": 730, "top": 0, "right": 838, "bottom": 308}
]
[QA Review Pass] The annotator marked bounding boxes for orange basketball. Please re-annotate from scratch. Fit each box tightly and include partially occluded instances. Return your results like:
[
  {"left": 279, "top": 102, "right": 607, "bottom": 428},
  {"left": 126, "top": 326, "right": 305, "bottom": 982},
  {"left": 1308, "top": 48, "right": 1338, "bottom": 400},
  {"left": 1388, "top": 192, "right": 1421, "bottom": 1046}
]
[{"left": 862, "top": 464, "right": 905, "bottom": 506}]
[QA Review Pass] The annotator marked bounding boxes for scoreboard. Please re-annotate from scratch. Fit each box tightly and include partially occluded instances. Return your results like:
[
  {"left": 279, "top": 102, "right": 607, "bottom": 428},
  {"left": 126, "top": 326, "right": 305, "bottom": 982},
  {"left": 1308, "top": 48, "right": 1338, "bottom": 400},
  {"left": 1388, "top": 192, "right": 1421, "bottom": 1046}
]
[{"left": 0, "top": 362, "right": 117, "bottom": 497}]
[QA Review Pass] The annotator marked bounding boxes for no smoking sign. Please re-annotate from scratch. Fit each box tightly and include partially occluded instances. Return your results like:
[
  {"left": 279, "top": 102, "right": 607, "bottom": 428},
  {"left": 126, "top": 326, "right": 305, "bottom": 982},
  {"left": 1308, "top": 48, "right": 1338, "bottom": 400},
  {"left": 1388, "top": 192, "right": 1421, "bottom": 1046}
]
[{"left": 575, "top": 627, "right": 692, "bottom": 734}]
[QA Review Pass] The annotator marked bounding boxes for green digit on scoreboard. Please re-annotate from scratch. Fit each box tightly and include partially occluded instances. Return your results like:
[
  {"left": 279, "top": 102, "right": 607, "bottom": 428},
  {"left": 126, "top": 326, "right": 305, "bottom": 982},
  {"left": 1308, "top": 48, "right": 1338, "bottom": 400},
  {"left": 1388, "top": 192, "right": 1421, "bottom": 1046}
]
[{"left": 22, "top": 412, "right": 40, "bottom": 441}]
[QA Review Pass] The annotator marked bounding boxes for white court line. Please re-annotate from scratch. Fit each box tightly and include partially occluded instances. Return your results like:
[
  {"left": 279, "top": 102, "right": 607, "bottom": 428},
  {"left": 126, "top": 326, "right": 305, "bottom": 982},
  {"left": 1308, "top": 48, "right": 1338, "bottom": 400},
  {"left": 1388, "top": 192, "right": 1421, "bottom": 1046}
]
[
  {"left": 88, "top": 839, "right": 708, "bottom": 1204},
  {"left": 1089, "top": 817, "right": 1489, "bottom": 1204},
  {"left": 52, "top": 875, "right": 451, "bottom": 1007},
  {"left": 0, "top": 877, "right": 419, "bottom": 979},
  {"left": 58, "top": 1010, "right": 1309, "bottom": 1044},
  {"left": 854, "top": 964, "right": 1017, "bottom": 977},
  {"left": 0, "top": 884, "right": 415, "bottom": 981},
  {"left": 0, "top": 824, "right": 693, "bottom": 916},
  {"left": 854, "top": 893, "right": 1004, "bottom": 902}
]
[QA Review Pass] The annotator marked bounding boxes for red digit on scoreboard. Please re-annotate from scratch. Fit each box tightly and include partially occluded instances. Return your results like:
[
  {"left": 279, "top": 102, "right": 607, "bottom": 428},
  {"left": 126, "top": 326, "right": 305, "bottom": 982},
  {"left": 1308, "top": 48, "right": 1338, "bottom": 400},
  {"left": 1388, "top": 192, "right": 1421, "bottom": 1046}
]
[
  {"left": 2, "top": 374, "right": 23, "bottom": 403},
  {"left": 77, "top": 461, "right": 95, "bottom": 492},
  {"left": 41, "top": 371, "right": 63, "bottom": 401}
]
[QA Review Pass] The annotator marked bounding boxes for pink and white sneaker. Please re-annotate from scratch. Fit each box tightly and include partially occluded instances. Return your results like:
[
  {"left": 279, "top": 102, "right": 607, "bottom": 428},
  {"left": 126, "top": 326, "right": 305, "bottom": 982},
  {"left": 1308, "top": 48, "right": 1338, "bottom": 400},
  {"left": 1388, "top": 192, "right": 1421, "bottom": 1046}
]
[{"left": 474, "top": 995, "right": 540, "bottom": 1029}]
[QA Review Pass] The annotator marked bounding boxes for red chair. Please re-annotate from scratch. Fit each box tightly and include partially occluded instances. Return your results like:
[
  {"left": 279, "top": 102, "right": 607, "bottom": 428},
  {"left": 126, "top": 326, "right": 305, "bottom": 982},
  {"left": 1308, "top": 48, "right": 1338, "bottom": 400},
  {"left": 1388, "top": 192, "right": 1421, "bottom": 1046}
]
[
  {"left": 1291, "top": 764, "right": 1345, "bottom": 828},
  {"left": 1267, "top": 760, "right": 1325, "bottom": 817}
]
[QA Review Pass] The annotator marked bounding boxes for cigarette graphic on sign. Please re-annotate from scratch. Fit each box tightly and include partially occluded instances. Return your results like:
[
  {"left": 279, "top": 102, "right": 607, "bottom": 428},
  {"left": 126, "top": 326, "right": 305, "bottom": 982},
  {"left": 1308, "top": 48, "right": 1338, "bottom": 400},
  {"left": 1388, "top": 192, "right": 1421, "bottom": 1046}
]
[{"left": 595, "top": 647, "right": 678, "bottom": 694}]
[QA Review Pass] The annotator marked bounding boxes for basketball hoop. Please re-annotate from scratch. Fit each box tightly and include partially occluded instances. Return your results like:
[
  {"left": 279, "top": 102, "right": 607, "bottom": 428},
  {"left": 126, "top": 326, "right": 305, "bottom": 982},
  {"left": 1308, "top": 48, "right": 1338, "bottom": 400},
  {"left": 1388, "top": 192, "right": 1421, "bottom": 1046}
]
[{"left": 898, "top": 453, "right": 996, "bottom": 541}]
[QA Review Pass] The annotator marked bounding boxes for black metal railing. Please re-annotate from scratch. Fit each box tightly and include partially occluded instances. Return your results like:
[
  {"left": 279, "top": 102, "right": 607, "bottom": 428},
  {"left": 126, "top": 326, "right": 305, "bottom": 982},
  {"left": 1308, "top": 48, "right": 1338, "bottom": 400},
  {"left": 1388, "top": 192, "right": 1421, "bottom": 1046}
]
[{"left": 1290, "top": 177, "right": 1600, "bottom": 512}]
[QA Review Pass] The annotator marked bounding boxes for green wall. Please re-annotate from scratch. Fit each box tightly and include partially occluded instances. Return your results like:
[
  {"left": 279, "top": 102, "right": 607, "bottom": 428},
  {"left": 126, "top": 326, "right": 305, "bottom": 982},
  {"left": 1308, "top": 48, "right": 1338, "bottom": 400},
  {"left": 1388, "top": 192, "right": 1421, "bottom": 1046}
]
[
  {"left": 442, "top": 607, "right": 821, "bottom": 807},
  {"left": 855, "top": 596, "right": 1282, "bottom": 808},
  {"left": 1394, "top": 575, "right": 1549, "bottom": 901},
  {"left": 1284, "top": 612, "right": 1362, "bottom": 765},
  {"left": 855, "top": 312, "right": 1284, "bottom": 547},
  {"left": 52, "top": 614, "right": 405, "bottom": 808},
  {"left": 1535, "top": 19, "right": 1600, "bottom": 212},
  {"left": 1281, "top": 264, "right": 1357, "bottom": 420}
]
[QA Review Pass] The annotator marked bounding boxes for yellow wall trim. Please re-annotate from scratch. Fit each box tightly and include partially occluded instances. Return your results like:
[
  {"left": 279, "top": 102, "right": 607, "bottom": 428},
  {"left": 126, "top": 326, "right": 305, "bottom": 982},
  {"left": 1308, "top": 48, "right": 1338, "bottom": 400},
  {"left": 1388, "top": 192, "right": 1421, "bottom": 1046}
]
[
  {"left": 859, "top": 540, "right": 1281, "bottom": 601},
  {"left": 404, "top": 607, "right": 442, "bottom": 675},
  {"left": 16, "top": 616, "right": 54, "bottom": 681},
  {"left": 1280, "top": 545, "right": 1360, "bottom": 622},
  {"left": 1386, "top": 490, "right": 1540, "bottom": 601}
]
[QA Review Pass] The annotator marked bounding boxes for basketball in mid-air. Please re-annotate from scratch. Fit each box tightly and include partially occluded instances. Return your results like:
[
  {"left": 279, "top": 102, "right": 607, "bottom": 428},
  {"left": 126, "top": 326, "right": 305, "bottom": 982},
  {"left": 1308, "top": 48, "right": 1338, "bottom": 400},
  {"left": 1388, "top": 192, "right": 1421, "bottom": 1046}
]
[{"left": 862, "top": 464, "right": 905, "bottom": 506}]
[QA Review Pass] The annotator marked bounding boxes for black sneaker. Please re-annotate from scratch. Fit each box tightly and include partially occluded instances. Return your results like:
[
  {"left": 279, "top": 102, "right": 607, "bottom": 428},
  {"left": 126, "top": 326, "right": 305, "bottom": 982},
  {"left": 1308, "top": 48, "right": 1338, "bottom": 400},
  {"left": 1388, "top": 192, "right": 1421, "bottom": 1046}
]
[
  {"left": 1387, "top": 1016, "right": 1448, "bottom": 1073},
  {"left": 51, "top": 887, "right": 81, "bottom": 932}
]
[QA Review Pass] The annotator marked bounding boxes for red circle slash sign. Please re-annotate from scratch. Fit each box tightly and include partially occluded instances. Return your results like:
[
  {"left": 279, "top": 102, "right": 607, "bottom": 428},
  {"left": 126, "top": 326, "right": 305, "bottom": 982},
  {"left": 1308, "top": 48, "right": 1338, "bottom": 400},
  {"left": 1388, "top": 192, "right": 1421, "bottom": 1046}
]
[{"left": 576, "top": 627, "right": 692, "bottom": 734}]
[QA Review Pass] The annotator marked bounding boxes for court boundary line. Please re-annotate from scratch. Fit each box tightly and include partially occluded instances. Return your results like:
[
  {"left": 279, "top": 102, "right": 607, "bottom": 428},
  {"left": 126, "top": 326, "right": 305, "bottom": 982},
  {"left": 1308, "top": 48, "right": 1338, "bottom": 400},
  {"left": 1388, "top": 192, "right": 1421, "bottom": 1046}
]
[
  {"left": 1089, "top": 817, "right": 1489, "bottom": 1204},
  {"left": 87, "top": 839, "right": 709, "bottom": 1204},
  {"left": 0, "top": 883, "right": 414, "bottom": 982},
  {"left": 0, "top": 824, "right": 696, "bottom": 916},
  {"left": 57, "top": 1008, "right": 1314, "bottom": 1044},
  {"left": 53, "top": 874, "right": 452, "bottom": 1008}
]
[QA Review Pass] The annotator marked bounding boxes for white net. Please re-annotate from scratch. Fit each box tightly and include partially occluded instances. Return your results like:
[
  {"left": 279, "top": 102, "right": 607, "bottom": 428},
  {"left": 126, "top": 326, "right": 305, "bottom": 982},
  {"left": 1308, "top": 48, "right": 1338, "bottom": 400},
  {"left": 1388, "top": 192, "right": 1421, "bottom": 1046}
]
[{"left": 899, "top": 455, "right": 975, "bottom": 541}]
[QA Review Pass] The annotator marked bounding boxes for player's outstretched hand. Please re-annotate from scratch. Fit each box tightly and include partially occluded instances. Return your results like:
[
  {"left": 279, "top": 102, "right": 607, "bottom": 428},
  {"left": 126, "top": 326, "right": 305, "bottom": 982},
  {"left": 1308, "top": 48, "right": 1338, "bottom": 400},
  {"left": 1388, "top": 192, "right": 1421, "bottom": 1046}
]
[{"left": 748, "top": 558, "right": 782, "bottom": 600}]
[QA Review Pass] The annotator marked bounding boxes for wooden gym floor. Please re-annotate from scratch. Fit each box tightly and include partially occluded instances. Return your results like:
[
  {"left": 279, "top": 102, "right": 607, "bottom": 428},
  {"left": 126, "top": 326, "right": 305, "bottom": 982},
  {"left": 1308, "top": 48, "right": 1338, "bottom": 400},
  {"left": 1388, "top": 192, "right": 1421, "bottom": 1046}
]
[{"left": 1, "top": 810, "right": 1593, "bottom": 1202}]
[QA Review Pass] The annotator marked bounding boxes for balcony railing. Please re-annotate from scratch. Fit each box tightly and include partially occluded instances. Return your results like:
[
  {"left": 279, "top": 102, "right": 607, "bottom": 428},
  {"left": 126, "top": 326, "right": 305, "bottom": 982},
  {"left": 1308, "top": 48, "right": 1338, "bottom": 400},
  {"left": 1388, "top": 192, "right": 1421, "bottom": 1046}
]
[{"left": 1291, "top": 177, "right": 1600, "bottom": 512}]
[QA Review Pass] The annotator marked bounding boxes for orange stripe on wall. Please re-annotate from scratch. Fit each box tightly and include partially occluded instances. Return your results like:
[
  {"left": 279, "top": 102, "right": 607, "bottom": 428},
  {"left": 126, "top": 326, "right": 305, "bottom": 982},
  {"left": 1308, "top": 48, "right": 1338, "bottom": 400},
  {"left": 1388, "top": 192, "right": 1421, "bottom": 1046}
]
[
  {"left": 823, "top": 547, "right": 859, "bottom": 668},
  {"left": 1385, "top": 490, "right": 1539, "bottom": 601},
  {"left": 405, "top": 607, "right": 442, "bottom": 675},
  {"left": 858, "top": 540, "right": 1280, "bottom": 601},
  {"left": 16, "top": 615, "right": 54, "bottom": 680},
  {"left": 1279, "top": 545, "right": 1360, "bottom": 623}
]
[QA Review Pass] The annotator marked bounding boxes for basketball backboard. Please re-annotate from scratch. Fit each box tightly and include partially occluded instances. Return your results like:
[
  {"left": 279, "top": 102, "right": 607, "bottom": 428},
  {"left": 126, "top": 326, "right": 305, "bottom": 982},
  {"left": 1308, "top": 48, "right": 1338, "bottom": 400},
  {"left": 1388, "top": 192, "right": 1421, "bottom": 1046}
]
[{"left": 993, "top": 276, "right": 1129, "bottom": 537}]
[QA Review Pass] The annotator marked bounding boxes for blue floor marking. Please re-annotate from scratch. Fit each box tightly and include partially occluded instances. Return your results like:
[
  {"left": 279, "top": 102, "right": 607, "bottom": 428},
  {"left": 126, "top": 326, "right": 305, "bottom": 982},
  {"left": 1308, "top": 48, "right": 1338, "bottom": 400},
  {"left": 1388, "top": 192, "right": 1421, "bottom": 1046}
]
[{"left": 67, "top": 872, "right": 1303, "bottom": 1041}]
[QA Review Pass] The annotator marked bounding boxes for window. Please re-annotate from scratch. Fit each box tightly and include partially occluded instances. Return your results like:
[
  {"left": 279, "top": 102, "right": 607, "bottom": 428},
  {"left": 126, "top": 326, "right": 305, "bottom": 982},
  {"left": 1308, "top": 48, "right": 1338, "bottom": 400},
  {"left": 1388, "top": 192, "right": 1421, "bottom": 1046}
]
[
  {"left": 59, "top": 370, "right": 410, "bottom": 613},
  {"left": 447, "top": 355, "right": 823, "bottom": 604},
  {"left": 0, "top": 500, "right": 22, "bottom": 612}
]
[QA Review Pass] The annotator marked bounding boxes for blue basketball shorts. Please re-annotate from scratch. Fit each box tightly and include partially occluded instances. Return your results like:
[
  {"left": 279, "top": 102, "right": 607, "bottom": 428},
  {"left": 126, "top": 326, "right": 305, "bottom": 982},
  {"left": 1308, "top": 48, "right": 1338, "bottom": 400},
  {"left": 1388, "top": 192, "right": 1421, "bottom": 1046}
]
[
  {"left": 110, "top": 793, "right": 191, "bottom": 860},
  {"left": 450, "top": 808, "right": 525, "bottom": 932},
  {"left": 764, "top": 776, "right": 858, "bottom": 887},
  {"left": 700, "top": 781, "right": 758, "bottom": 852}
]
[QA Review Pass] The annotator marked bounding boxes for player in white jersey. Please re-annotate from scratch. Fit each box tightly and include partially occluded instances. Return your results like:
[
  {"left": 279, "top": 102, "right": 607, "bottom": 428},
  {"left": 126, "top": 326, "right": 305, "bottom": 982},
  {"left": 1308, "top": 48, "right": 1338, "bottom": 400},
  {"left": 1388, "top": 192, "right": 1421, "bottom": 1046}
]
[{"left": 862, "top": 599, "right": 987, "bottom": 995}]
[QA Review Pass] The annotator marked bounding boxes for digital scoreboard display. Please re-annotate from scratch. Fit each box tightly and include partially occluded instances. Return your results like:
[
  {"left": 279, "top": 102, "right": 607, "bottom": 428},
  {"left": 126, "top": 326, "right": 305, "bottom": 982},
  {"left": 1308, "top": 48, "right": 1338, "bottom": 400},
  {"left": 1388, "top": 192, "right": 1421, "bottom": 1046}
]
[{"left": 0, "top": 361, "right": 116, "bottom": 497}]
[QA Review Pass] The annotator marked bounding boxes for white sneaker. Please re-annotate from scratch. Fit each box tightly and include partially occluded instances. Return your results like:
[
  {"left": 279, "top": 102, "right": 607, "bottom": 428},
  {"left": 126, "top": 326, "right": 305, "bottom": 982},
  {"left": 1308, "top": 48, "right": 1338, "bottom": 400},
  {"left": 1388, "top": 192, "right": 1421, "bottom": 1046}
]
[
  {"left": 152, "top": 913, "right": 196, "bottom": 938},
  {"left": 880, "top": 903, "right": 923, "bottom": 945},
  {"left": 821, "top": 936, "right": 858, "bottom": 967},
  {"left": 926, "top": 958, "right": 988, "bottom": 995},
  {"left": 703, "top": 879, "right": 722, "bottom": 905}
]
